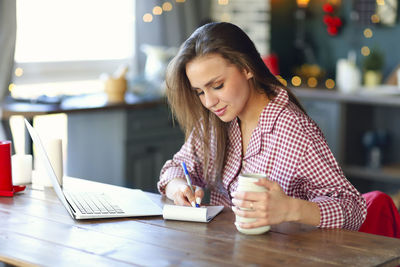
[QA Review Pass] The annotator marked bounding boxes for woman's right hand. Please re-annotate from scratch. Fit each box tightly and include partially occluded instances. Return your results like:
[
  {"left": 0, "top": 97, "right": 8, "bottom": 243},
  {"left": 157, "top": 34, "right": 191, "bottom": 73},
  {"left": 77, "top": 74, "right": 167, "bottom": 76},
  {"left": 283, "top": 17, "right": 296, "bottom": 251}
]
[{"left": 166, "top": 178, "right": 204, "bottom": 207}]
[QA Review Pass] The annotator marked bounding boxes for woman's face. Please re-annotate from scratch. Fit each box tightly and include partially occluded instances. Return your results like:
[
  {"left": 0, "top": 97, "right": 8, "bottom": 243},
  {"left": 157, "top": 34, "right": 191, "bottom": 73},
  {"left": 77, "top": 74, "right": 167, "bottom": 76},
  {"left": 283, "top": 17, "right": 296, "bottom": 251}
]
[{"left": 185, "top": 54, "right": 254, "bottom": 122}]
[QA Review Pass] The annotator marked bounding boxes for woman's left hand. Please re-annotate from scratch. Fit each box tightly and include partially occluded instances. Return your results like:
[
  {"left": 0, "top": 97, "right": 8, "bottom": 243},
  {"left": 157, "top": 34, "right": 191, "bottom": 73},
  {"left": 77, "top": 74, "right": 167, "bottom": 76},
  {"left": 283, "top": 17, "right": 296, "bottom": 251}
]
[{"left": 231, "top": 178, "right": 294, "bottom": 228}]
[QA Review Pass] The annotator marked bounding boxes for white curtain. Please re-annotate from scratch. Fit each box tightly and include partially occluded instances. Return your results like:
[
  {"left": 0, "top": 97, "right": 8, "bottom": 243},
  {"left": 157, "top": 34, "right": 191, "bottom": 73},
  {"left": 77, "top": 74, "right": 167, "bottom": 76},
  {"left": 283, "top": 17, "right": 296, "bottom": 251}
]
[{"left": 0, "top": 0, "right": 16, "bottom": 141}]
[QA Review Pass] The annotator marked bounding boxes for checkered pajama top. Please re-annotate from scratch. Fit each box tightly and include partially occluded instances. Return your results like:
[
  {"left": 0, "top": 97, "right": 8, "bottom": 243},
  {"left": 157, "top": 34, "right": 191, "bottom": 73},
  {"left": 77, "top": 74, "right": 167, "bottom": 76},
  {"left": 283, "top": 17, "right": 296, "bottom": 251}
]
[{"left": 158, "top": 88, "right": 367, "bottom": 230}]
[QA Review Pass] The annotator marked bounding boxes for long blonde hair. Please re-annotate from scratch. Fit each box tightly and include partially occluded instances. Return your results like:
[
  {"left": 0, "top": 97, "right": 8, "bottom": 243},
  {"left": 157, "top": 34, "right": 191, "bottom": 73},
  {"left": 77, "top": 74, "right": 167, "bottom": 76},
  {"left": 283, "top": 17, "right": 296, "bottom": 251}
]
[{"left": 165, "top": 22, "right": 304, "bottom": 186}]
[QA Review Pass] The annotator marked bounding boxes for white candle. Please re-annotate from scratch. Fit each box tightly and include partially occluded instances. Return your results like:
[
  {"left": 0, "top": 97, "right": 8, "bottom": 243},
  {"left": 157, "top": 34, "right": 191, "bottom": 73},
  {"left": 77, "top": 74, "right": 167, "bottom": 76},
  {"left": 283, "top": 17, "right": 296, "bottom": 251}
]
[
  {"left": 12, "top": 154, "right": 32, "bottom": 185},
  {"left": 46, "top": 139, "right": 63, "bottom": 187},
  {"left": 34, "top": 138, "right": 63, "bottom": 187}
]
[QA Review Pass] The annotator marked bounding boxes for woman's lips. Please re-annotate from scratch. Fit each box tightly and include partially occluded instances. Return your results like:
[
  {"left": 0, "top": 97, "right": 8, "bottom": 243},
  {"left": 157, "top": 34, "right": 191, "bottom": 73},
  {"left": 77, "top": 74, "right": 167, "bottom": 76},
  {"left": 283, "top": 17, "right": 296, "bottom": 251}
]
[{"left": 214, "top": 106, "right": 227, "bottom": 117}]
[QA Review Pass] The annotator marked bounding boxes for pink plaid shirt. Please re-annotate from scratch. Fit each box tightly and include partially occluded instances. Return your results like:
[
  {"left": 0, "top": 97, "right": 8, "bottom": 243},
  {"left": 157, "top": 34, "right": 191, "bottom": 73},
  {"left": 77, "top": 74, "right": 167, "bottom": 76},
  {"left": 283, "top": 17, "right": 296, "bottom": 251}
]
[{"left": 158, "top": 89, "right": 367, "bottom": 230}]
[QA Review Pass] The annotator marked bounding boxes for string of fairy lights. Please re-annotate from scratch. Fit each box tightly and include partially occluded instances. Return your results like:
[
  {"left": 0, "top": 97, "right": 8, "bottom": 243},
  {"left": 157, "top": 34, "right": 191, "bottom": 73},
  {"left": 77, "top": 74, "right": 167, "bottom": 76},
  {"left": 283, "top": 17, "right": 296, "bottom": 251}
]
[
  {"left": 142, "top": 1, "right": 174, "bottom": 23},
  {"left": 360, "top": 2, "right": 384, "bottom": 58},
  {"left": 141, "top": 0, "right": 229, "bottom": 23}
]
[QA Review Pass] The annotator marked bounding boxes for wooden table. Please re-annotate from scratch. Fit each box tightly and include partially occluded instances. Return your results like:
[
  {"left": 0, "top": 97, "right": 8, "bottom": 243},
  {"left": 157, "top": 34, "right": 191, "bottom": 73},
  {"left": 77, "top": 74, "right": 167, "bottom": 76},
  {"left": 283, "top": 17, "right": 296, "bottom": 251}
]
[{"left": 1, "top": 177, "right": 400, "bottom": 266}]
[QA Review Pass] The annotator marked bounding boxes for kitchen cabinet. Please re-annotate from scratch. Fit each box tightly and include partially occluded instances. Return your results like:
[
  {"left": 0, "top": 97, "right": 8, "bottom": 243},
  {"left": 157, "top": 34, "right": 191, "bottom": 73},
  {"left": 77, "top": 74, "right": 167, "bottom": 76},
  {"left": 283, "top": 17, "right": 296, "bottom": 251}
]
[{"left": 67, "top": 104, "right": 184, "bottom": 192}]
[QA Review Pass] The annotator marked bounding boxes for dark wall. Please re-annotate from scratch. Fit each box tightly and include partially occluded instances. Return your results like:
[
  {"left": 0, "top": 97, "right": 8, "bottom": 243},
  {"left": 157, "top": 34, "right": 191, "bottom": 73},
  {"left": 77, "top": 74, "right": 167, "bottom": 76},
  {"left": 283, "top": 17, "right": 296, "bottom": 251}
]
[
  {"left": 270, "top": 0, "right": 298, "bottom": 77},
  {"left": 271, "top": 0, "right": 400, "bottom": 80}
]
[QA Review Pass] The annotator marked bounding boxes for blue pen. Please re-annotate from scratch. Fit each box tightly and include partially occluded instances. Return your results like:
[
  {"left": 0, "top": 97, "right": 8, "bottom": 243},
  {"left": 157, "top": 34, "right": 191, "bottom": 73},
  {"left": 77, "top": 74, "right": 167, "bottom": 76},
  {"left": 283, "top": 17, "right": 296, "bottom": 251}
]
[{"left": 181, "top": 161, "right": 200, "bottom": 208}]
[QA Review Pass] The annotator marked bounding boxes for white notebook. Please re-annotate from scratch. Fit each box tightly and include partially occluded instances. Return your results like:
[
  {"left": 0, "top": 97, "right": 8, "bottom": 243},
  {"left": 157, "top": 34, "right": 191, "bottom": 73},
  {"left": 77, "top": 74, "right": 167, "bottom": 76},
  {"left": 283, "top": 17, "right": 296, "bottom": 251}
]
[{"left": 163, "top": 205, "right": 224, "bottom": 222}]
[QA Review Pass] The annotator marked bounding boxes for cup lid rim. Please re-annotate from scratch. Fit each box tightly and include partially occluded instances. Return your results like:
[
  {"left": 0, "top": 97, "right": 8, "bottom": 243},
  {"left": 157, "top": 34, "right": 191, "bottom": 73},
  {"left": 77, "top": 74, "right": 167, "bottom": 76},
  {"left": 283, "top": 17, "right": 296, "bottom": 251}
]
[{"left": 0, "top": 140, "right": 11, "bottom": 145}]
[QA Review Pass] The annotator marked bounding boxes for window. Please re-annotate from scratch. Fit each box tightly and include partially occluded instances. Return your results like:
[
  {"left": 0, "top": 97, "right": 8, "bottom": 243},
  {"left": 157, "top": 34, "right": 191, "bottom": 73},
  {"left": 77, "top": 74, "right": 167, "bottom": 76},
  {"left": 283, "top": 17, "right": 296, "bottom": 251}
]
[
  {"left": 10, "top": 0, "right": 135, "bottom": 158},
  {"left": 12, "top": 0, "right": 135, "bottom": 98}
]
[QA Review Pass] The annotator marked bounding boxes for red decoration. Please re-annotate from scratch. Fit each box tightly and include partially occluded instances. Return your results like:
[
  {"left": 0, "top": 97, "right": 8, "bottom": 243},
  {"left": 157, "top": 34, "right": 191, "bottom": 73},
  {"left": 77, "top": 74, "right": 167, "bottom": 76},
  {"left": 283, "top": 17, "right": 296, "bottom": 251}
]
[
  {"left": 322, "top": 3, "right": 342, "bottom": 36},
  {"left": 323, "top": 15, "right": 333, "bottom": 25},
  {"left": 323, "top": 3, "right": 334, "bottom": 13},
  {"left": 332, "top": 17, "right": 342, "bottom": 27},
  {"left": 262, "top": 54, "right": 280, "bottom": 75},
  {"left": 327, "top": 25, "right": 338, "bottom": 35}
]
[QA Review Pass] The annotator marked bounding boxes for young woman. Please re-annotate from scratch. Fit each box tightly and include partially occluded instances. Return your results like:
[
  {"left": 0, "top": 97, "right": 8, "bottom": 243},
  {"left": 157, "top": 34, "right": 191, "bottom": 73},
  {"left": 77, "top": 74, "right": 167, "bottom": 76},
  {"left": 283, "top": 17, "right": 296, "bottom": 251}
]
[{"left": 158, "top": 22, "right": 366, "bottom": 230}]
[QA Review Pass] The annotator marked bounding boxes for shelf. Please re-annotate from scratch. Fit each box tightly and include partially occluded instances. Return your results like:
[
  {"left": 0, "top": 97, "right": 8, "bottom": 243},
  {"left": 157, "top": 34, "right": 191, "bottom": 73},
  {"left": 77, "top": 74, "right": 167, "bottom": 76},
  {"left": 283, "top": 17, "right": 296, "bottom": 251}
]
[
  {"left": 344, "top": 164, "right": 400, "bottom": 184},
  {"left": 292, "top": 87, "right": 400, "bottom": 107}
]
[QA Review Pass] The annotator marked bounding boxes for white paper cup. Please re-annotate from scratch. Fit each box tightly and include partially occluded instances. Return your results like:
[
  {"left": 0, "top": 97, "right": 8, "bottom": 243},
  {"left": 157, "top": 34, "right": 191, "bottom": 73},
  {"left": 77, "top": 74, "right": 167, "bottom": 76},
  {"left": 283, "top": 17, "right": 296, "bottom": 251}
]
[
  {"left": 235, "top": 173, "right": 271, "bottom": 235},
  {"left": 11, "top": 154, "right": 32, "bottom": 185}
]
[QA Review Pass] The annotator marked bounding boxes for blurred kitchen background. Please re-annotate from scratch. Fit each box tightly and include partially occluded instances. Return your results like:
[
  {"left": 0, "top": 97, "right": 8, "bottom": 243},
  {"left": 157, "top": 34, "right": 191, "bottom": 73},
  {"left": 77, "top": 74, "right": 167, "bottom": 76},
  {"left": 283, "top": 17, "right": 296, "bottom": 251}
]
[{"left": 1, "top": 0, "right": 400, "bottom": 206}]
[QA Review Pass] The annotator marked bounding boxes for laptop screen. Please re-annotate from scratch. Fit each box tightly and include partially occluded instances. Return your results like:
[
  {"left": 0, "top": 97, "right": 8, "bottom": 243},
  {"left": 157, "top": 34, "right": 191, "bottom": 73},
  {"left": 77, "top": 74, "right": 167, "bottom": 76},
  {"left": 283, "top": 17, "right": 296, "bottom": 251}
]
[{"left": 24, "top": 119, "right": 74, "bottom": 217}]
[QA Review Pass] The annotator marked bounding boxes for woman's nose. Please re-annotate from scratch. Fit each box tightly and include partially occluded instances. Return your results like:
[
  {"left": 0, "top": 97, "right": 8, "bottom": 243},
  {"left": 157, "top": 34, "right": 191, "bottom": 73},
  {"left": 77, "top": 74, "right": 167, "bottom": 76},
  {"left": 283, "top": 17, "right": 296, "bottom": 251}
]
[{"left": 203, "top": 91, "right": 218, "bottom": 109}]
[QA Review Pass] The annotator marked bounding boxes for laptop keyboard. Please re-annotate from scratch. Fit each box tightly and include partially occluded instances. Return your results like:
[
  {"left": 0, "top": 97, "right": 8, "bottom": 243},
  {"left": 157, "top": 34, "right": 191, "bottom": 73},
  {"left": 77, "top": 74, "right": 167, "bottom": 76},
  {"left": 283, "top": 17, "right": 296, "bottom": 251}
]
[{"left": 65, "top": 192, "right": 125, "bottom": 215}]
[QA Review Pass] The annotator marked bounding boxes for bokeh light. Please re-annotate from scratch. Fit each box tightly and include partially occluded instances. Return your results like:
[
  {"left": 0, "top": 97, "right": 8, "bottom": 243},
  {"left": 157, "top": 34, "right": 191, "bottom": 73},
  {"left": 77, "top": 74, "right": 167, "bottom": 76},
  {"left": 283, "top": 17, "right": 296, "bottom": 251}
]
[
  {"left": 376, "top": 0, "right": 385, "bottom": 5},
  {"left": 307, "top": 77, "right": 318, "bottom": 88},
  {"left": 371, "top": 14, "right": 380, "bottom": 23},
  {"left": 8, "top": 83, "right": 15, "bottom": 92},
  {"left": 153, "top": 6, "right": 162, "bottom": 15},
  {"left": 361, "top": 46, "right": 370, "bottom": 56},
  {"left": 15, "top": 67, "right": 24, "bottom": 77},
  {"left": 143, "top": 13, "right": 153, "bottom": 22},
  {"left": 363, "top": 28, "right": 373, "bottom": 38},
  {"left": 325, "top": 79, "right": 335, "bottom": 89},
  {"left": 275, "top": 75, "right": 287, "bottom": 86},
  {"left": 291, "top": 76, "right": 302, "bottom": 87},
  {"left": 162, "top": 2, "right": 173, "bottom": 11}
]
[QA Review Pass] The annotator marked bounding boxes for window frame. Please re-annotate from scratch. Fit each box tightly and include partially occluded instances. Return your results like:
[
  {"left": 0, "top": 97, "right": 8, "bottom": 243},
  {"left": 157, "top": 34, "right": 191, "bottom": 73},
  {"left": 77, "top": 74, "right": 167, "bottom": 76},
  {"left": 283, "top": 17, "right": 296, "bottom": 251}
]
[{"left": 14, "top": 59, "right": 133, "bottom": 84}]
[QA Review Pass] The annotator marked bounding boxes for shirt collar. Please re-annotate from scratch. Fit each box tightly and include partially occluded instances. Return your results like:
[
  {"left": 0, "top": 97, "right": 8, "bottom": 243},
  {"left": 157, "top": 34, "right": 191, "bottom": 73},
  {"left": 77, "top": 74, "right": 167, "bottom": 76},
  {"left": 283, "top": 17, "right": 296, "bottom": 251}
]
[
  {"left": 258, "top": 88, "right": 289, "bottom": 133},
  {"left": 228, "top": 88, "right": 289, "bottom": 135}
]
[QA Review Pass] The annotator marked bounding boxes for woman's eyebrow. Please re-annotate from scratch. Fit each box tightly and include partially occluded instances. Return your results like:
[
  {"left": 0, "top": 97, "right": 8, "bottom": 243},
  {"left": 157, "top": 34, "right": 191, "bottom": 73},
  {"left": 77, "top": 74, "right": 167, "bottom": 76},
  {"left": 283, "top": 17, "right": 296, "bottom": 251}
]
[{"left": 191, "top": 76, "right": 222, "bottom": 90}]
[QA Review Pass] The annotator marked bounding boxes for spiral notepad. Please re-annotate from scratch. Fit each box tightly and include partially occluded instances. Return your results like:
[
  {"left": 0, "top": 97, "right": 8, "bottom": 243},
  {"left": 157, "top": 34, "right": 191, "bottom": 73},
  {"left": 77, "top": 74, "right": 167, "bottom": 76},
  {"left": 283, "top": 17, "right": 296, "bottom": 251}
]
[{"left": 162, "top": 205, "right": 224, "bottom": 222}]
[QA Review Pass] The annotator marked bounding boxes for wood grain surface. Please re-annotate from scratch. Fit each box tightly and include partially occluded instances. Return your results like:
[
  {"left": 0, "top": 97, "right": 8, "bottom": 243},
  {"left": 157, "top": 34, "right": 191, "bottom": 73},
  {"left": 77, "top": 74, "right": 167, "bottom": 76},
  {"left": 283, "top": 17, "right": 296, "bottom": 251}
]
[{"left": 0, "top": 177, "right": 399, "bottom": 267}]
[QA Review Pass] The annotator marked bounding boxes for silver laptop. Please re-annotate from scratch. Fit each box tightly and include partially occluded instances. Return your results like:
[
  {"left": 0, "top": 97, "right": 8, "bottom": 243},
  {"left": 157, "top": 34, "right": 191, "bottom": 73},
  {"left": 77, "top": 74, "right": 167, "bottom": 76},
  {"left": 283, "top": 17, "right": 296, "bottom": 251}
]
[{"left": 24, "top": 119, "right": 162, "bottom": 219}]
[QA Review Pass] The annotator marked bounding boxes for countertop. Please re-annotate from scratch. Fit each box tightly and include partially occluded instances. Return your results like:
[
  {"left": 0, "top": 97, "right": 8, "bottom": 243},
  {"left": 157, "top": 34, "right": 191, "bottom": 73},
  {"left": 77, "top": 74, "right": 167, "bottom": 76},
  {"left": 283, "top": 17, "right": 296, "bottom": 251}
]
[{"left": 1, "top": 92, "right": 166, "bottom": 118}]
